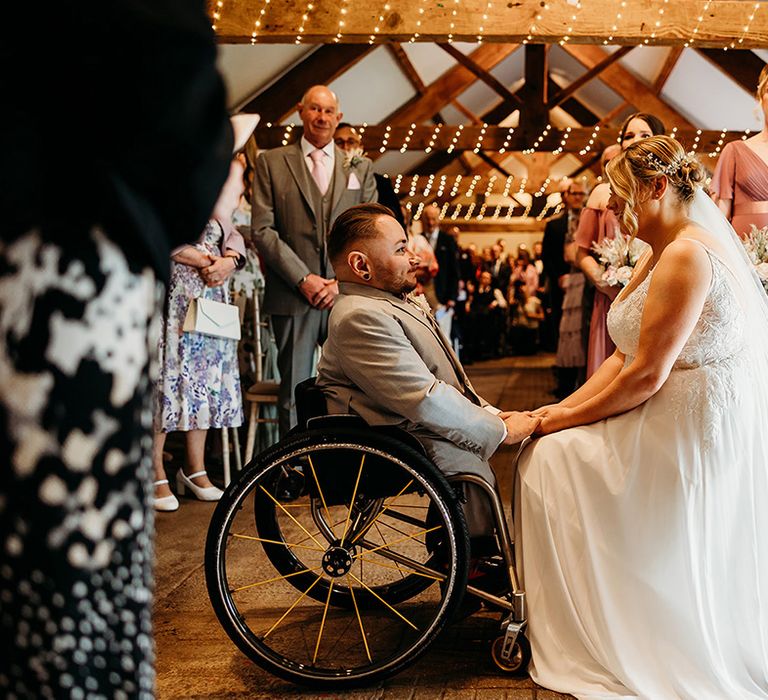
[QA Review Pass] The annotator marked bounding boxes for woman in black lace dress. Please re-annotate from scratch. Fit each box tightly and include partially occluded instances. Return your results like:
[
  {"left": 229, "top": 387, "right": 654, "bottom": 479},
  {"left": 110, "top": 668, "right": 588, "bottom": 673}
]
[{"left": 0, "top": 2, "right": 231, "bottom": 697}]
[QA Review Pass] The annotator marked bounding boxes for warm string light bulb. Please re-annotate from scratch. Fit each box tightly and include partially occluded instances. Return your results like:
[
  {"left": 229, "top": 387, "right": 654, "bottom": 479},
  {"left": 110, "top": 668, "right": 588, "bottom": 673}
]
[
  {"left": 447, "top": 125, "right": 465, "bottom": 154},
  {"left": 379, "top": 125, "right": 392, "bottom": 153},
  {"left": 447, "top": 0, "right": 460, "bottom": 43},
  {"left": 477, "top": 203, "right": 488, "bottom": 220},
  {"left": 578, "top": 124, "right": 601, "bottom": 156},
  {"left": 333, "top": 0, "right": 350, "bottom": 42},
  {"left": 684, "top": 0, "right": 711, "bottom": 47},
  {"left": 498, "top": 127, "right": 516, "bottom": 154},
  {"left": 741, "top": 128, "right": 753, "bottom": 141},
  {"left": 281, "top": 124, "right": 295, "bottom": 146},
  {"left": 295, "top": 1, "right": 315, "bottom": 43},
  {"left": 731, "top": 2, "right": 760, "bottom": 49},
  {"left": 477, "top": 1, "right": 493, "bottom": 42},
  {"left": 472, "top": 124, "right": 489, "bottom": 153},
  {"left": 604, "top": 1, "right": 627, "bottom": 44},
  {"left": 422, "top": 174, "right": 436, "bottom": 196},
  {"left": 523, "top": 124, "right": 552, "bottom": 155},
  {"left": 689, "top": 129, "right": 703, "bottom": 153},
  {"left": 523, "top": 1, "right": 551, "bottom": 44},
  {"left": 708, "top": 129, "right": 728, "bottom": 158},
  {"left": 250, "top": 0, "right": 271, "bottom": 42},
  {"left": 464, "top": 203, "right": 476, "bottom": 220},
  {"left": 559, "top": 0, "right": 582, "bottom": 46},
  {"left": 424, "top": 124, "right": 443, "bottom": 154},
  {"left": 400, "top": 124, "right": 416, "bottom": 153},
  {"left": 450, "top": 175, "right": 463, "bottom": 198},
  {"left": 393, "top": 174, "right": 403, "bottom": 195},
  {"left": 451, "top": 204, "right": 462, "bottom": 220},
  {"left": 408, "top": 175, "right": 420, "bottom": 197},
  {"left": 645, "top": 0, "right": 670, "bottom": 45},
  {"left": 552, "top": 127, "right": 572, "bottom": 155},
  {"left": 212, "top": 0, "right": 223, "bottom": 30},
  {"left": 436, "top": 175, "right": 448, "bottom": 198},
  {"left": 369, "top": 2, "right": 391, "bottom": 44}
]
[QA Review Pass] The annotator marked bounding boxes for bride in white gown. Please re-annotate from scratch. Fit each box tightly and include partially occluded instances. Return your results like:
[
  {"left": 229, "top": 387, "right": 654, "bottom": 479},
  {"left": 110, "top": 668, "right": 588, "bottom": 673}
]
[{"left": 516, "top": 135, "right": 768, "bottom": 700}]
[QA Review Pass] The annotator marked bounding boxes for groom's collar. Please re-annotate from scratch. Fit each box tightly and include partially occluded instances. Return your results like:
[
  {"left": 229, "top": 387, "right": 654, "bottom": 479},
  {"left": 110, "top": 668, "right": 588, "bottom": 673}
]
[{"left": 338, "top": 281, "right": 405, "bottom": 301}]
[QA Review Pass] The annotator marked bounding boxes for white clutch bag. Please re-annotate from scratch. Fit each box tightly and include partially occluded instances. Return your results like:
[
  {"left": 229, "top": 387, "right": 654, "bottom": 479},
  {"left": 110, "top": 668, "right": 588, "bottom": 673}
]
[{"left": 183, "top": 294, "right": 241, "bottom": 340}]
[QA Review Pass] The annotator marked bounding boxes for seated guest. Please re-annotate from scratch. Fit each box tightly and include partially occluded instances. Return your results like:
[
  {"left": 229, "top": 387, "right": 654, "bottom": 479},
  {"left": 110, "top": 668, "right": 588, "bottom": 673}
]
[
  {"left": 510, "top": 248, "right": 539, "bottom": 300},
  {"left": 317, "top": 203, "right": 539, "bottom": 539}
]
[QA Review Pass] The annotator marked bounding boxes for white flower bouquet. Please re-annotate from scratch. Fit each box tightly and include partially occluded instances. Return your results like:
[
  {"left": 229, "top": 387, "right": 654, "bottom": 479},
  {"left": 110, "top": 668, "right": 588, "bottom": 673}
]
[
  {"left": 742, "top": 224, "right": 768, "bottom": 293},
  {"left": 591, "top": 234, "right": 648, "bottom": 287}
]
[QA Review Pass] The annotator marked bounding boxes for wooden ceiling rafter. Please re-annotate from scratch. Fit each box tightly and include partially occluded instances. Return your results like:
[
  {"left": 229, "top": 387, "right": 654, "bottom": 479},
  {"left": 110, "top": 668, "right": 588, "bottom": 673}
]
[
  {"left": 562, "top": 44, "right": 695, "bottom": 128},
  {"left": 238, "top": 44, "right": 374, "bottom": 121},
  {"left": 652, "top": 47, "right": 684, "bottom": 94},
  {"left": 213, "top": 0, "right": 768, "bottom": 48},
  {"left": 547, "top": 46, "right": 633, "bottom": 109},
  {"left": 697, "top": 48, "right": 765, "bottom": 95}
]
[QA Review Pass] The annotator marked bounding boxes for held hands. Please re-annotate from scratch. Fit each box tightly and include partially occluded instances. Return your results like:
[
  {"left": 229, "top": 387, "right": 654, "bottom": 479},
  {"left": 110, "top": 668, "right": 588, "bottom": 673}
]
[
  {"left": 499, "top": 411, "right": 542, "bottom": 444},
  {"left": 201, "top": 255, "right": 237, "bottom": 287},
  {"left": 530, "top": 405, "right": 574, "bottom": 436},
  {"left": 299, "top": 274, "right": 339, "bottom": 310}
]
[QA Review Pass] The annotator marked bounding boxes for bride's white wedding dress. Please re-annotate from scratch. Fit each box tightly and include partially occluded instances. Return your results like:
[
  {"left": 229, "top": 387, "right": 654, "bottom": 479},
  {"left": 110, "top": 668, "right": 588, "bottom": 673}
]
[{"left": 516, "top": 240, "right": 768, "bottom": 699}]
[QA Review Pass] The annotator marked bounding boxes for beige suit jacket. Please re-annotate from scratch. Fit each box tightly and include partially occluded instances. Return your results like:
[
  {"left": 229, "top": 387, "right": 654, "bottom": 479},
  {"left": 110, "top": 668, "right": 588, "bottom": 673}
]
[
  {"left": 251, "top": 140, "right": 377, "bottom": 316},
  {"left": 317, "top": 282, "right": 505, "bottom": 481}
]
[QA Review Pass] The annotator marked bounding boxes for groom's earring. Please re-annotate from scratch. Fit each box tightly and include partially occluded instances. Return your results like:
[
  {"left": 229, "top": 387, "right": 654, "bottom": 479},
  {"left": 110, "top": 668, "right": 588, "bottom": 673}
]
[{"left": 361, "top": 272, "right": 372, "bottom": 280}]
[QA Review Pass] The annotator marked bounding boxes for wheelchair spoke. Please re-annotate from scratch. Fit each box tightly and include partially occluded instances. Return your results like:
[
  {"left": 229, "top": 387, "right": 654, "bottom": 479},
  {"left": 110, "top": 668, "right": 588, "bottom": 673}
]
[
  {"left": 291, "top": 517, "right": 347, "bottom": 548},
  {"left": 340, "top": 454, "right": 366, "bottom": 548},
  {"left": 262, "top": 573, "right": 324, "bottom": 639},
  {"left": 312, "top": 580, "right": 335, "bottom": 665},
  {"left": 354, "top": 524, "right": 442, "bottom": 559},
  {"left": 260, "top": 485, "right": 325, "bottom": 549},
  {"left": 373, "top": 522, "right": 406, "bottom": 579},
  {"left": 231, "top": 533, "right": 324, "bottom": 553},
  {"left": 346, "top": 573, "right": 372, "bottom": 662},
  {"left": 347, "top": 572, "right": 418, "bottom": 630},
  {"left": 232, "top": 566, "right": 323, "bottom": 592},
  {"left": 350, "top": 479, "right": 415, "bottom": 544},
  {"left": 355, "top": 555, "right": 442, "bottom": 581},
  {"left": 376, "top": 517, "right": 420, "bottom": 541},
  {"left": 307, "top": 455, "right": 337, "bottom": 540}
]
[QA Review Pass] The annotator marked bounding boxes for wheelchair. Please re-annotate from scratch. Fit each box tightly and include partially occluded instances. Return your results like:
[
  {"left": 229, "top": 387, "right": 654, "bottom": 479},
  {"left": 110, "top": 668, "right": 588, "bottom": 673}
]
[{"left": 204, "top": 378, "right": 530, "bottom": 687}]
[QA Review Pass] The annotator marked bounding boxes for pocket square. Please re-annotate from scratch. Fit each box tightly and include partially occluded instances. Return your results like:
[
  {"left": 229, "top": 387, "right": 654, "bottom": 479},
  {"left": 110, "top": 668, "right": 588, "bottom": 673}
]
[{"left": 347, "top": 172, "right": 361, "bottom": 190}]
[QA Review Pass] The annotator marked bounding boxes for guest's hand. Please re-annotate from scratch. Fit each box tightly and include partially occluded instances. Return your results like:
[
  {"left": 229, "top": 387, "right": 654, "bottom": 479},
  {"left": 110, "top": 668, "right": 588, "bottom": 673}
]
[
  {"left": 299, "top": 273, "right": 326, "bottom": 305},
  {"left": 201, "top": 255, "right": 236, "bottom": 287},
  {"left": 499, "top": 411, "right": 541, "bottom": 444},
  {"left": 312, "top": 279, "right": 339, "bottom": 310},
  {"left": 532, "top": 406, "right": 574, "bottom": 435}
]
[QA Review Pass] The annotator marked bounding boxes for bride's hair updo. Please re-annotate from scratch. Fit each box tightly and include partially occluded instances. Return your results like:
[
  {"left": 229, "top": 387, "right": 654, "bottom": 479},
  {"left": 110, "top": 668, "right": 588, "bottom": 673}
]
[{"left": 606, "top": 135, "right": 705, "bottom": 238}]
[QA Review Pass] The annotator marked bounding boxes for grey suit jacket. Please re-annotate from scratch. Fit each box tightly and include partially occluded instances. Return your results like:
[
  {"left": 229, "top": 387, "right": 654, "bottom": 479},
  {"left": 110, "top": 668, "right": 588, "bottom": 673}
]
[
  {"left": 317, "top": 282, "right": 505, "bottom": 480},
  {"left": 251, "top": 140, "right": 377, "bottom": 316}
]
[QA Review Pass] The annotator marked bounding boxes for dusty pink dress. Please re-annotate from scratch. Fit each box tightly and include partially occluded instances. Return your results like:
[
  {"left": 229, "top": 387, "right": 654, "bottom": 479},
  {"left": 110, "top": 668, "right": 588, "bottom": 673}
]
[
  {"left": 575, "top": 205, "right": 620, "bottom": 378},
  {"left": 710, "top": 140, "right": 768, "bottom": 238}
]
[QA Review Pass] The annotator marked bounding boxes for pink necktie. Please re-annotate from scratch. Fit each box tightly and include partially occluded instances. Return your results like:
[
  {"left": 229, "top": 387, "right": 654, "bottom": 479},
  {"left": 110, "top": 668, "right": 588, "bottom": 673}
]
[{"left": 309, "top": 149, "right": 329, "bottom": 195}]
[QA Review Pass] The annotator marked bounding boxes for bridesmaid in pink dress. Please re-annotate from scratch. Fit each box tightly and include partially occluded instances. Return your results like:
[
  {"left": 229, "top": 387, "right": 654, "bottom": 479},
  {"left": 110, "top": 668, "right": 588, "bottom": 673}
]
[
  {"left": 574, "top": 112, "right": 666, "bottom": 378},
  {"left": 711, "top": 65, "right": 768, "bottom": 237}
]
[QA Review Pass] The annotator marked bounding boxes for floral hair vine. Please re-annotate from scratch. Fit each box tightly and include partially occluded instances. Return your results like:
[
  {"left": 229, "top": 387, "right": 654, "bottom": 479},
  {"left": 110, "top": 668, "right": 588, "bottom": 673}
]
[{"left": 643, "top": 151, "right": 695, "bottom": 177}]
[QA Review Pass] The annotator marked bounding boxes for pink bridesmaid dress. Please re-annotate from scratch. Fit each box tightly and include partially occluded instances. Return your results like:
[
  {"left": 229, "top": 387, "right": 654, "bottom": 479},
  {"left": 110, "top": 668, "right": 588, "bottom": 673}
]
[
  {"left": 574, "top": 205, "right": 620, "bottom": 378},
  {"left": 710, "top": 139, "right": 768, "bottom": 238}
]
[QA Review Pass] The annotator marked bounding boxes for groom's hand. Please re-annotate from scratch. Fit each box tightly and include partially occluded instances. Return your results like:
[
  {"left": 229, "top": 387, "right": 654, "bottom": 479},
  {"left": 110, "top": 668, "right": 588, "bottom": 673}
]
[{"left": 499, "top": 411, "right": 541, "bottom": 444}]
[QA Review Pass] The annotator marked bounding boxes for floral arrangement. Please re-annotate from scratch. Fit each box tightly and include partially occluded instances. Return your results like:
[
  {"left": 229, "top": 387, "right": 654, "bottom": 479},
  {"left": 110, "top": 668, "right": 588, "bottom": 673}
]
[
  {"left": 343, "top": 147, "right": 365, "bottom": 168},
  {"left": 591, "top": 234, "right": 648, "bottom": 287},
  {"left": 742, "top": 224, "right": 768, "bottom": 293}
]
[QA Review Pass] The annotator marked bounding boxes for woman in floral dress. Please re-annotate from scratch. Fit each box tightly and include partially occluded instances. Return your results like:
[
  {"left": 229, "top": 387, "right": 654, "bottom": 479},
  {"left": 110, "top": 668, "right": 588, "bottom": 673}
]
[{"left": 152, "top": 156, "right": 248, "bottom": 510}]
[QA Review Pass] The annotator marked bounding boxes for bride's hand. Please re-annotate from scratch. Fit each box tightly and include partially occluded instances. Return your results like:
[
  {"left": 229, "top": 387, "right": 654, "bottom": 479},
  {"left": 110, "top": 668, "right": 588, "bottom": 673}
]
[{"left": 534, "top": 406, "right": 574, "bottom": 435}]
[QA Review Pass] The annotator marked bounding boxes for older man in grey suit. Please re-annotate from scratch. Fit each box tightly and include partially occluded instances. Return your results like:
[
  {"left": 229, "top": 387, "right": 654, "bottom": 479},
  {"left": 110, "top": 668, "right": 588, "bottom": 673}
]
[
  {"left": 252, "top": 85, "right": 377, "bottom": 434},
  {"left": 317, "top": 203, "right": 539, "bottom": 539}
]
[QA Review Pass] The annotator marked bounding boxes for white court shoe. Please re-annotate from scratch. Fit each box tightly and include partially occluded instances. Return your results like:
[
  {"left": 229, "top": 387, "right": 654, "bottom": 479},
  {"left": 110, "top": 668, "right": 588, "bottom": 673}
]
[
  {"left": 153, "top": 479, "right": 179, "bottom": 512},
  {"left": 176, "top": 470, "right": 223, "bottom": 501}
]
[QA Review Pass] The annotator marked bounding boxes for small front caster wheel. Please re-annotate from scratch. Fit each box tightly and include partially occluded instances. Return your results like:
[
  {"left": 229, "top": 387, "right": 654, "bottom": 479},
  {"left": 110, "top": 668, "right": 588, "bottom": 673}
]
[{"left": 490, "top": 633, "right": 531, "bottom": 675}]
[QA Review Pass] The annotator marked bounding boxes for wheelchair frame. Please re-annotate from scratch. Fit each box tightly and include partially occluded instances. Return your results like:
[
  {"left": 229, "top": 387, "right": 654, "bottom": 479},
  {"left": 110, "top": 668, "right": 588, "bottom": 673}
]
[{"left": 205, "top": 383, "right": 531, "bottom": 686}]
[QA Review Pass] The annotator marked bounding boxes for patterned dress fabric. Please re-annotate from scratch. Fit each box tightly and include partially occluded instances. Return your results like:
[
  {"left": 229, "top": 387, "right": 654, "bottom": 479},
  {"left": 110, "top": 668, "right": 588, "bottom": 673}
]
[
  {"left": 0, "top": 228, "right": 161, "bottom": 699},
  {"left": 574, "top": 205, "right": 620, "bottom": 377},
  {"left": 154, "top": 221, "right": 243, "bottom": 433},
  {"left": 517, "top": 249, "right": 768, "bottom": 699}
]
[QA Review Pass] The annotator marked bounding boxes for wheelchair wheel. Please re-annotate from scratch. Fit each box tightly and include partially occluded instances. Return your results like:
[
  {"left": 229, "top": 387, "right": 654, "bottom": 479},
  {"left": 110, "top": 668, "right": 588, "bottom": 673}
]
[{"left": 205, "top": 428, "right": 470, "bottom": 687}]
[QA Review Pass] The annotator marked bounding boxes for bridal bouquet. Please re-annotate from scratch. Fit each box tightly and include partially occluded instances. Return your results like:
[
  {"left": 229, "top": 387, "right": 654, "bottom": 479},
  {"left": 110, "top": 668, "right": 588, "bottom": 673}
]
[
  {"left": 742, "top": 224, "right": 768, "bottom": 294},
  {"left": 591, "top": 234, "right": 647, "bottom": 287}
]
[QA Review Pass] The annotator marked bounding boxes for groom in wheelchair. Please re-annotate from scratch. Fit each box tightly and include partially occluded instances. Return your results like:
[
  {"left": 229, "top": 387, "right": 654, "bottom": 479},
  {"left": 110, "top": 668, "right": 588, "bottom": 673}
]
[{"left": 316, "top": 202, "right": 539, "bottom": 567}]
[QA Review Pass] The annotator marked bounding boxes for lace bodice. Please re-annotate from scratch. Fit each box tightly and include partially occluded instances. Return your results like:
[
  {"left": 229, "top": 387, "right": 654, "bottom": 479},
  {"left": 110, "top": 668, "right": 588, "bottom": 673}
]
[{"left": 606, "top": 249, "right": 747, "bottom": 448}]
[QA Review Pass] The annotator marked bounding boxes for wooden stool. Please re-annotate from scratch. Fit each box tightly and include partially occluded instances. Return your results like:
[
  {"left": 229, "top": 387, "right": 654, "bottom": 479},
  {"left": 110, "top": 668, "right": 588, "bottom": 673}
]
[{"left": 243, "top": 381, "right": 280, "bottom": 464}]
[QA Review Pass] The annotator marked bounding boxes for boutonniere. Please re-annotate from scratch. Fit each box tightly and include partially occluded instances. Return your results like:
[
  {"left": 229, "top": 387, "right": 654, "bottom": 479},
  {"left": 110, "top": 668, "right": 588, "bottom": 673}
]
[
  {"left": 343, "top": 147, "right": 365, "bottom": 168},
  {"left": 408, "top": 293, "right": 432, "bottom": 315}
]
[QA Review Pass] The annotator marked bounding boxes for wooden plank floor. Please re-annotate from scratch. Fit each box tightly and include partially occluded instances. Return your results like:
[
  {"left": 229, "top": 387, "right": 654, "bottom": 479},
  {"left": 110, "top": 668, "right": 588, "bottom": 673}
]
[{"left": 154, "top": 354, "right": 574, "bottom": 699}]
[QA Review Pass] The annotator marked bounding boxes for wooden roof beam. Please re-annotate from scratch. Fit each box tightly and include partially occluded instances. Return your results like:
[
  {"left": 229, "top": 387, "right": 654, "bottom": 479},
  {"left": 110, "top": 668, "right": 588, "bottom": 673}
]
[
  {"left": 214, "top": 0, "right": 768, "bottom": 48},
  {"left": 562, "top": 44, "right": 695, "bottom": 128},
  {"left": 697, "top": 48, "right": 765, "bottom": 94},
  {"left": 237, "top": 44, "right": 374, "bottom": 121},
  {"left": 547, "top": 46, "right": 633, "bottom": 109}
]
